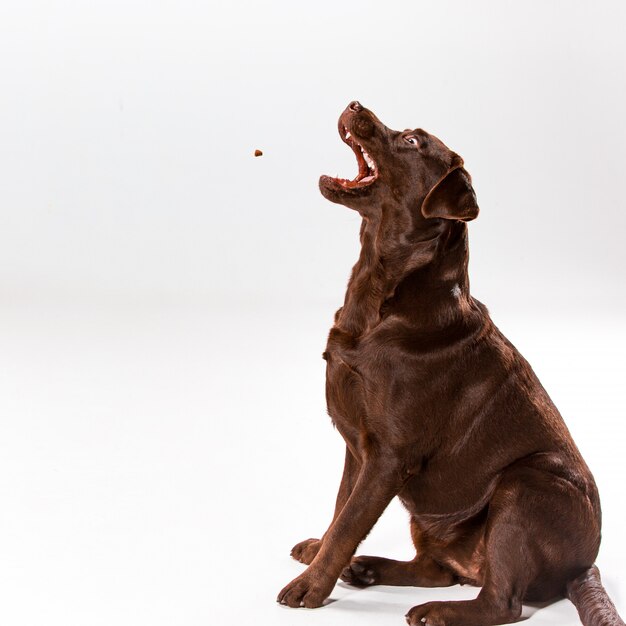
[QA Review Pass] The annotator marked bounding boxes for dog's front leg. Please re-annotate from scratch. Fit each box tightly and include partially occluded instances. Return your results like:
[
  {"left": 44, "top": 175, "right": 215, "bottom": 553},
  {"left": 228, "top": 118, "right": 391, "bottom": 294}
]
[
  {"left": 291, "top": 446, "right": 360, "bottom": 564},
  {"left": 278, "top": 453, "right": 403, "bottom": 608}
]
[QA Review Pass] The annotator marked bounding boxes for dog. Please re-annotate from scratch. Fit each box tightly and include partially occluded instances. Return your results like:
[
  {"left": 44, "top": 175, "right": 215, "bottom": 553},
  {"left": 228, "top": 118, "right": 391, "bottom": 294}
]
[{"left": 277, "top": 102, "right": 624, "bottom": 626}]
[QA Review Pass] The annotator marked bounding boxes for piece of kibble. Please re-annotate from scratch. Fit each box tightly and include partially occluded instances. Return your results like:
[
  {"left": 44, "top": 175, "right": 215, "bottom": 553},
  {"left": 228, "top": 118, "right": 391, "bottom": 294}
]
[{"left": 254, "top": 149, "right": 263, "bottom": 157}]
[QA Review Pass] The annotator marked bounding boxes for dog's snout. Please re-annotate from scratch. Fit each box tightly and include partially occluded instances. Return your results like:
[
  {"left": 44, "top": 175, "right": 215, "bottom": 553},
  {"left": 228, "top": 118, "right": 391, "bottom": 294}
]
[{"left": 349, "top": 101, "right": 363, "bottom": 112}]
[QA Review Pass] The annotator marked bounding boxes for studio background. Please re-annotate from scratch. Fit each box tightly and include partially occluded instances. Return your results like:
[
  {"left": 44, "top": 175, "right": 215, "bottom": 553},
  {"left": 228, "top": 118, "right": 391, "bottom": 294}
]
[{"left": 0, "top": 1, "right": 624, "bottom": 625}]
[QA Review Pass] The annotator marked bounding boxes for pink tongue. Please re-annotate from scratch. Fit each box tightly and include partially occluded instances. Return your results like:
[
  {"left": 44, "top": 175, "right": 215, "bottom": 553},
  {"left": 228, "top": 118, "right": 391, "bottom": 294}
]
[{"left": 360, "top": 176, "right": 375, "bottom": 183}]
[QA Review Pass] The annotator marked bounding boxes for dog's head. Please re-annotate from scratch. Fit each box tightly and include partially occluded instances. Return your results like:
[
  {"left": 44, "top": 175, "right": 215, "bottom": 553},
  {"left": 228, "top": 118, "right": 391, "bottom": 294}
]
[{"left": 319, "top": 102, "right": 478, "bottom": 226}]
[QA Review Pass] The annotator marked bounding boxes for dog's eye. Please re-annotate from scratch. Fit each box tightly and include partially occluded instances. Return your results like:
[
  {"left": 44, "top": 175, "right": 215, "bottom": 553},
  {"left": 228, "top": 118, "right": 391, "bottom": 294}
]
[{"left": 404, "top": 136, "right": 419, "bottom": 146}]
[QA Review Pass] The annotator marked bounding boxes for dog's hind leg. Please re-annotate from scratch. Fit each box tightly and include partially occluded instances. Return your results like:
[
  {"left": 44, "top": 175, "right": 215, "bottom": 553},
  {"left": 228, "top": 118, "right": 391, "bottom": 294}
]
[
  {"left": 341, "top": 555, "right": 457, "bottom": 587},
  {"left": 406, "top": 462, "right": 600, "bottom": 626},
  {"left": 341, "top": 513, "right": 476, "bottom": 588}
]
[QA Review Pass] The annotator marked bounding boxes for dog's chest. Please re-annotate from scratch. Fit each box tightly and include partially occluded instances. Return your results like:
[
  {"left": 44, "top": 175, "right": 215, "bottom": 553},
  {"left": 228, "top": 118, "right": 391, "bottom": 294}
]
[
  {"left": 322, "top": 321, "right": 409, "bottom": 449},
  {"left": 324, "top": 349, "right": 365, "bottom": 446}
]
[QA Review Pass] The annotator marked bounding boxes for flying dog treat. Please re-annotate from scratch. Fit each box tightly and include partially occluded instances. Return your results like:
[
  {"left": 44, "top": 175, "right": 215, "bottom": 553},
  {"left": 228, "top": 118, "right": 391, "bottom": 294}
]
[{"left": 254, "top": 149, "right": 263, "bottom": 157}]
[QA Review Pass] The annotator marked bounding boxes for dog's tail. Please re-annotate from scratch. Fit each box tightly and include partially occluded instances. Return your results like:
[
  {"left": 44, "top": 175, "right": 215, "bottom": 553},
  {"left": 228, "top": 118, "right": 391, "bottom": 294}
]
[{"left": 567, "top": 565, "right": 625, "bottom": 626}]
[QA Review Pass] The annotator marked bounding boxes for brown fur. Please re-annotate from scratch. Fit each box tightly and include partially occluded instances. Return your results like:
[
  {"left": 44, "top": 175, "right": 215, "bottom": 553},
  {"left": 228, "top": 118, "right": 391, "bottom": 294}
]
[{"left": 277, "top": 102, "right": 624, "bottom": 626}]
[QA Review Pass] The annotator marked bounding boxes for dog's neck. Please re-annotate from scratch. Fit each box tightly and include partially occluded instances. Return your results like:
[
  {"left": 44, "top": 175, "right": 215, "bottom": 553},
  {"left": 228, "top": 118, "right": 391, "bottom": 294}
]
[{"left": 335, "top": 217, "right": 473, "bottom": 337}]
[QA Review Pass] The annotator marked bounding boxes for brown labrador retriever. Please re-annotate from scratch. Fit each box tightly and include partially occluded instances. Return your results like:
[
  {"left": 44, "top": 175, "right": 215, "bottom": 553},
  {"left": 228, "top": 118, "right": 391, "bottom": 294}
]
[{"left": 277, "top": 102, "right": 624, "bottom": 626}]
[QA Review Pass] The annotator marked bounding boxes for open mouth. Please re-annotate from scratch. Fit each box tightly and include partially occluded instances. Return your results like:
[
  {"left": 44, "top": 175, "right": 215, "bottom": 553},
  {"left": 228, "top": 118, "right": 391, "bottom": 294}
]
[{"left": 328, "top": 124, "right": 378, "bottom": 189}]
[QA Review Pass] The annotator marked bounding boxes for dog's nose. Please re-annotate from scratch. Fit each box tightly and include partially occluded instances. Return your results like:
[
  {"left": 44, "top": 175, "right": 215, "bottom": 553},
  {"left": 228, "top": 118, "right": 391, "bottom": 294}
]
[{"left": 349, "top": 101, "right": 362, "bottom": 112}]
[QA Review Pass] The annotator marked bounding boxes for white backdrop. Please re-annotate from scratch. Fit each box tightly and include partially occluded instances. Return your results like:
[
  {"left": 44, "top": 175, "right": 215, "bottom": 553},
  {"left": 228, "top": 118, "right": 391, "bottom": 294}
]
[{"left": 0, "top": 2, "right": 625, "bottom": 625}]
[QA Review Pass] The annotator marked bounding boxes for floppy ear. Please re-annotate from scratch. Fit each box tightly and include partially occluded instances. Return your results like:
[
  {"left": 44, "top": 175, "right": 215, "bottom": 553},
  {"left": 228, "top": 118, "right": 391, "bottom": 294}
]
[{"left": 421, "top": 166, "right": 479, "bottom": 221}]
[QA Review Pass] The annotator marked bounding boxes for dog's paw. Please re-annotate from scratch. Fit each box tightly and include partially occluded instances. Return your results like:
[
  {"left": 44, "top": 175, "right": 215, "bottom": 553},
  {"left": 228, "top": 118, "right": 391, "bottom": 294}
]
[
  {"left": 406, "top": 602, "right": 445, "bottom": 626},
  {"left": 277, "top": 571, "right": 333, "bottom": 608},
  {"left": 290, "top": 538, "right": 322, "bottom": 565},
  {"left": 340, "top": 556, "right": 378, "bottom": 587},
  {"left": 406, "top": 601, "right": 466, "bottom": 626}
]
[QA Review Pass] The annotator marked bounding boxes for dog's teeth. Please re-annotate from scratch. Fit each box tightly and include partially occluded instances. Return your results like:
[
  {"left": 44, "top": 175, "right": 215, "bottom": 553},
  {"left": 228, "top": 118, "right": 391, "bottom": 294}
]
[
  {"left": 345, "top": 131, "right": 351, "bottom": 139},
  {"left": 363, "top": 151, "right": 376, "bottom": 170}
]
